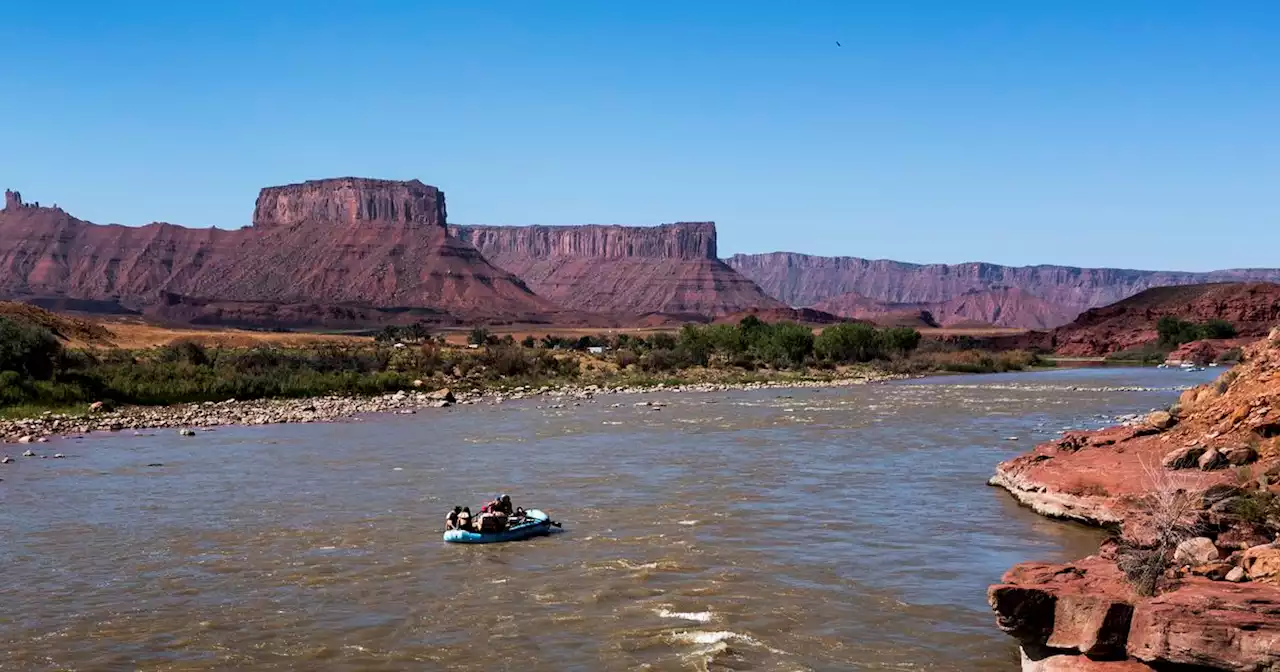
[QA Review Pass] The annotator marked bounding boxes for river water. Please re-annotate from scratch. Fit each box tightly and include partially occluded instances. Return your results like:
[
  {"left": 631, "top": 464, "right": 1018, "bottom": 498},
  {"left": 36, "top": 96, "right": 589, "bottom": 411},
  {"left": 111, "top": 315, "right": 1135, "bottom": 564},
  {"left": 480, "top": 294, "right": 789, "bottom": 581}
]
[{"left": 0, "top": 367, "right": 1221, "bottom": 671}]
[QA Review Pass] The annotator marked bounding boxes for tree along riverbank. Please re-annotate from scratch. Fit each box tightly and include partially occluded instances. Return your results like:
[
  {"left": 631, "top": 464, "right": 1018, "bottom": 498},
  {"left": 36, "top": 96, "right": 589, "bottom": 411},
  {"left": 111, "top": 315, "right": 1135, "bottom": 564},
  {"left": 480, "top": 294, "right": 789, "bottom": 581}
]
[{"left": 0, "top": 314, "right": 1050, "bottom": 421}]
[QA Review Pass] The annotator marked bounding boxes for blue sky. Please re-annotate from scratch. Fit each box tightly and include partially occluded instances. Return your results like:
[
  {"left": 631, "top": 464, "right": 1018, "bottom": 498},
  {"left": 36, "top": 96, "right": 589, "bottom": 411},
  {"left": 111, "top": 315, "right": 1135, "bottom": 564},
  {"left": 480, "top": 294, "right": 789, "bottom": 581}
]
[{"left": 2, "top": 1, "right": 1277, "bottom": 270}]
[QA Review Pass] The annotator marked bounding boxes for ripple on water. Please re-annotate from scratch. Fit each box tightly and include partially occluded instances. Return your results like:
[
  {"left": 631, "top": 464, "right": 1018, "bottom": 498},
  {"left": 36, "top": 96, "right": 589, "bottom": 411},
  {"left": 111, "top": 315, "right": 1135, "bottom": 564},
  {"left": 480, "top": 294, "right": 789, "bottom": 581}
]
[{"left": 0, "top": 367, "right": 1215, "bottom": 670}]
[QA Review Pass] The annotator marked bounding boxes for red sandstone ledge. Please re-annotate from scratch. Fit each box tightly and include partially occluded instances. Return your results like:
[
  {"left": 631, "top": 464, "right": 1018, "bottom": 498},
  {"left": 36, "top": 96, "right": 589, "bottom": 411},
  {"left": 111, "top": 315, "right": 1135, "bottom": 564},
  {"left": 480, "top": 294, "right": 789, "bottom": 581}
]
[{"left": 988, "top": 328, "right": 1280, "bottom": 671}]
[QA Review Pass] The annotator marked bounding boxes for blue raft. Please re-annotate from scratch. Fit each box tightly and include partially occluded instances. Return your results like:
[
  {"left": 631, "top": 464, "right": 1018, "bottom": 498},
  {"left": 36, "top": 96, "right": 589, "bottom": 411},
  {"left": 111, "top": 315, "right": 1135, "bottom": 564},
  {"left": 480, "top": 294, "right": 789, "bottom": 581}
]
[{"left": 443, "top": 509, "right": 556, "bottom": 544}]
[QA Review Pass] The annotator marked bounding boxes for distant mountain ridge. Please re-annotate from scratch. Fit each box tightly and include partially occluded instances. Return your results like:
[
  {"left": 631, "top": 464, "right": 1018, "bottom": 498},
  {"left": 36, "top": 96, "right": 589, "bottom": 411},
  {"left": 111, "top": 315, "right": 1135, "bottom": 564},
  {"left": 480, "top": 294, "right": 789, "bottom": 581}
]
[{"left": 727, "top": 251, "right": 1280, "bottom": 328}]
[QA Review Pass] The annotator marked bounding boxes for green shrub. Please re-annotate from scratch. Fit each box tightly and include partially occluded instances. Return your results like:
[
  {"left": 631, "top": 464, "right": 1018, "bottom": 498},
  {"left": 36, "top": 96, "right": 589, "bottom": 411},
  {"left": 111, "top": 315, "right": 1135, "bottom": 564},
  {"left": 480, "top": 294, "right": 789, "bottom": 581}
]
[
  {"left": 1201, "top": 319, "right": 1237, "bottom": 340},
  {"left": 640, "top": 348, "right": 685, "bottom": 372},
  {"left": 814, "top": 322, "right": 883, "bottom": 363},
  {"left": 468, "top": 327, "right": 493, "bottom": 346},
  {"left": 0, "top": 317, "right": 63, "bottom": 380},
  {"left": 755, "top": 322, "right": 814, "bottom": 368},
  {"left": 1157, "top": 316, "right": 1238, "bottom": 347}
]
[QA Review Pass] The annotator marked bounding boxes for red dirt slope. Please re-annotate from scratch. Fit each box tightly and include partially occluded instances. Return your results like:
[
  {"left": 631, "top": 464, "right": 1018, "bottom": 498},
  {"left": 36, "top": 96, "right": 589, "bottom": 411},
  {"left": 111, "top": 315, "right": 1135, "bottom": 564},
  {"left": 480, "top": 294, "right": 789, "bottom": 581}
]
[{"left": 1050, "top": 282, "right": 1280, "bottom": 356}]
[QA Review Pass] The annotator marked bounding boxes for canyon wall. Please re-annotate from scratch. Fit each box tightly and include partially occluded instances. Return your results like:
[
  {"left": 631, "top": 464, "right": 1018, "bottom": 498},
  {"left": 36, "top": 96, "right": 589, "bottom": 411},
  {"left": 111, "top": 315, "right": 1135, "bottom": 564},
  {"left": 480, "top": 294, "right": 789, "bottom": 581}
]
[
  {"left": 814, "top": 287, "right": 1077, "bottom": 330},
  {"left": 727, "top": 252, "right": 1280, "bottom": 328},
  {"left": 450, "top": 223, "right": 783, "bottom": 316},
  {"left": 0, "top": 180, "right": 555, "bottom": 324}
]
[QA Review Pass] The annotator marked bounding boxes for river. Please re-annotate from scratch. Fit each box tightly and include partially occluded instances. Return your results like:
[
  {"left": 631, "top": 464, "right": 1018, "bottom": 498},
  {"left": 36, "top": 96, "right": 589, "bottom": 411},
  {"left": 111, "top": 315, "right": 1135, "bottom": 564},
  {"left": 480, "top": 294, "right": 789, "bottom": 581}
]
[{"left": 0, "top": 366, "right": 1221, "bottom": 671}]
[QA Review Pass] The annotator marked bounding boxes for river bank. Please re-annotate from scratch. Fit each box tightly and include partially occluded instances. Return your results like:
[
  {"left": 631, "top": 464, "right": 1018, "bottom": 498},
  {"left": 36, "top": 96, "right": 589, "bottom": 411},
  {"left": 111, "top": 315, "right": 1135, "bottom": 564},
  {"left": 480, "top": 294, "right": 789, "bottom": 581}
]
[
  {"left": 987, "top": 329, "right": 1280, "bottom": 670},
  {"left": 0, "top": 370, "right": 902, "bottom": 445}
]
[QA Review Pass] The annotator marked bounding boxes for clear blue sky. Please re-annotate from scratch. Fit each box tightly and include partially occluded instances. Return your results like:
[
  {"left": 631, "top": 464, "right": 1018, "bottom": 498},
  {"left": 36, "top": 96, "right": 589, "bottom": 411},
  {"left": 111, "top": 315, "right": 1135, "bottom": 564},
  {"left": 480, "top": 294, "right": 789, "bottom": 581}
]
[{"left": 3, "top": 1, "right": 1277, "bottom": 271}]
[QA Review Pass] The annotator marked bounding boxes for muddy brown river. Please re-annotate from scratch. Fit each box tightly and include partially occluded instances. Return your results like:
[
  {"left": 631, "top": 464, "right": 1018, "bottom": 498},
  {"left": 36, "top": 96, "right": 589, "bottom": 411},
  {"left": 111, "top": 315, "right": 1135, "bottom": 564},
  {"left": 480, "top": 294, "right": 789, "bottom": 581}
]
[{"left": 0, "top": 367, "right": 1220, "bottom": 671}]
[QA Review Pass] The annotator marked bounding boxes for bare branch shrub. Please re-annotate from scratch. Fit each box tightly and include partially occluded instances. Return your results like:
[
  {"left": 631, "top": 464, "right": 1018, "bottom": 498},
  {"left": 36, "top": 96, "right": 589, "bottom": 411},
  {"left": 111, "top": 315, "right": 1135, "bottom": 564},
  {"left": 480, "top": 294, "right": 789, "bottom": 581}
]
[{"left": 1115, "top": 456, "right": 1202, "bottom": 596}]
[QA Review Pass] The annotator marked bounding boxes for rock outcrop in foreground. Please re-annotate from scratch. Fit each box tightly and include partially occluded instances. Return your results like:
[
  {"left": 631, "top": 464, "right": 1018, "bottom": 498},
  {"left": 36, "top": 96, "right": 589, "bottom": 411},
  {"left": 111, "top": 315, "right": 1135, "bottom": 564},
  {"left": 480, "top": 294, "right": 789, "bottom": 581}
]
[
  {"left": 989, "top": 328, "right": 1280, "bottom": 670},
  {"left": 727, "top": 252, "right": 1280, "bottom": 329},
  {"left": 450, "top": 223, "right": 784, "bottom": 316},
  {"left": 0, "top": 181, "right": 556, "bottom": 324}
]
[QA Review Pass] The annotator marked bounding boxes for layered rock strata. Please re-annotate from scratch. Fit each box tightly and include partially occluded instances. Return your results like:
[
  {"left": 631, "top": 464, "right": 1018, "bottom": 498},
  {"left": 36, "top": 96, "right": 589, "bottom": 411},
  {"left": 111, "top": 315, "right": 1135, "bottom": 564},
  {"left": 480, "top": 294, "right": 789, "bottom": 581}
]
[
  {"left": 450, "top": 223, "right": 784, "bottom": 316},
  {"left": 0, "top": 180, "right": 555, "bottom": 323}
]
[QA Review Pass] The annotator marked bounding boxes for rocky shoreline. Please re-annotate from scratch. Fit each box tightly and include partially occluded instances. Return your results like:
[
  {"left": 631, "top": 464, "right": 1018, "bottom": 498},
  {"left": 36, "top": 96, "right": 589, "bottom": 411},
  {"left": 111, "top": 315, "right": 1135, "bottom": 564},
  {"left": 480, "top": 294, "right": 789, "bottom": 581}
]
[
  {"left": 0, "top": 372, "right": 898, "bottom": 447},
  {"left": 988, "top": 328, "right": 1280, "bottom": 671}
]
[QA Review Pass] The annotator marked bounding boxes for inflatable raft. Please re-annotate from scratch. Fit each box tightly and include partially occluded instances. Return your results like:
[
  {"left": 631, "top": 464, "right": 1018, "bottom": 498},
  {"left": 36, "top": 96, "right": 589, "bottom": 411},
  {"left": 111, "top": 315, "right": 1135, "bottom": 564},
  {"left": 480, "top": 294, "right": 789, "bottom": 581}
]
[{"left": 443, "top": 509, "right": 556, "bottom": 544}]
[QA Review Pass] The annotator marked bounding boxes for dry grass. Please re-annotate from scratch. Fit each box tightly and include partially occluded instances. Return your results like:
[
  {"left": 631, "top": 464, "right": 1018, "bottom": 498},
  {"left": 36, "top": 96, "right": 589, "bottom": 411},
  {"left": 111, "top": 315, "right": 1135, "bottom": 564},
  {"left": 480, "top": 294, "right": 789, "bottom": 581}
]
[
  {"left": 434, "top": 326, "right": 675, "bottom": 346},
  {"left": 94, "top": 318, "right": 367, "bottom": 349},
  {"left": 0, "top": 302, "right": 116, "bottom": 346},
  {"left": 916, "top": 326, "right": 1029, "bottom": 338}
]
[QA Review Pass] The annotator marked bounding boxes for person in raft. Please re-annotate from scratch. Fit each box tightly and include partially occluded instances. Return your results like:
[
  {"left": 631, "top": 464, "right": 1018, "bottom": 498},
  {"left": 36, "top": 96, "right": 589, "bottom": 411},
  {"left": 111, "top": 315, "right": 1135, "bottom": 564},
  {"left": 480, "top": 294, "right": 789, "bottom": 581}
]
[
  {"left": 445, "top": 506, "right": 462, "bottom": 530},
  {"left": 457, "top": 506, "right": 473, "bottom": 532},
  {"left": 477, "top": 495, "right": 516, "bottom": 532}
]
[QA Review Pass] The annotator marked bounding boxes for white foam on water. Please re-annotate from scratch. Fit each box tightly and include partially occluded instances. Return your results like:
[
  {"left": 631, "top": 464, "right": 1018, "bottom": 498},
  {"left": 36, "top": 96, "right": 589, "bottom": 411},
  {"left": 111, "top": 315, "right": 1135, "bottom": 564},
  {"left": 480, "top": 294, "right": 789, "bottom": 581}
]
[
  {"left": 490, "top": 578, "right": 508, "bottom": 584},
  {"left": 669, "top": 630, "right": 790, "bottom": 657},
  {"left": 657, "top": 608, "right": 713, "bottom": 623},
  {"left": 670, "top": 630, "right": 759, "bottom": 646},
  {"left": 677, "top": 520, "right": 699, "bottom": 526}
]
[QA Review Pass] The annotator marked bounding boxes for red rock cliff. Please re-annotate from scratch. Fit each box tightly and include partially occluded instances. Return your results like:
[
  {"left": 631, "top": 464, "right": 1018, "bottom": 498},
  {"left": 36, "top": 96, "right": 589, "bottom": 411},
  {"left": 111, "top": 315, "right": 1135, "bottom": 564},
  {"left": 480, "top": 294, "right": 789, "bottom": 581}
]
[
  {"left": 450, "top": 223, "right": 782, "bottom": 316},
  {"left": 815, "top": 286, "right": 1077, "bottom": 329},
  {"left": 252, "top": 178, "right": 447, "bottom": 231},
  {"left": 0, "top": 180, "right": 554, "bottom": 324},
  {"left": 727, "top": 252, "right": 1280, "bottom": 329},
  {"left": 452, "top": 222, "right": 717, "bottom": 260}
]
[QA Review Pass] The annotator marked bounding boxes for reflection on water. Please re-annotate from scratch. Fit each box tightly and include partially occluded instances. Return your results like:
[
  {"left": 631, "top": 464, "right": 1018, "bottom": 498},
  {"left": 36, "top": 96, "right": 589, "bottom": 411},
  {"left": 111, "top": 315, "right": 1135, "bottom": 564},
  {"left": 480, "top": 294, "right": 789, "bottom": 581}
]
[{"left": 0, "top": 367, "right": 1217, "bottom": 670}]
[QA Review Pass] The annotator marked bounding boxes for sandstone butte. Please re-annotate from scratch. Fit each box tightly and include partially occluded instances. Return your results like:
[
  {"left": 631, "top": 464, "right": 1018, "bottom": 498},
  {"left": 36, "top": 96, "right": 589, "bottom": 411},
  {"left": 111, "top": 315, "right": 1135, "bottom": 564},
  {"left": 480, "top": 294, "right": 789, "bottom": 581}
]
[
  {"left": 0, "top": 182, "right": 795, "bottom": 326},
  {"left": 988, "top": 328, "right": 1280, "bottom": 670},
  {"left": 0, "top": 180, "right": 564, "bottom": 326},
  {"left": 449, "top": 223, "right": 785, "bottom": 317},
  {"left": 727, "top": 252, "right": 1280, "bottom": 330}
]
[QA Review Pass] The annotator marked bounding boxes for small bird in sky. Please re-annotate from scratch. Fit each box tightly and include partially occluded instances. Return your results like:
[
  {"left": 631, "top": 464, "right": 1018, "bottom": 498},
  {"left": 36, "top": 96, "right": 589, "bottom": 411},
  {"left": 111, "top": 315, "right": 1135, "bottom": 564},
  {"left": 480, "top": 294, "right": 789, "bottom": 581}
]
[{"left": 836, "top": 41, "right": 842, "bottom": 47}]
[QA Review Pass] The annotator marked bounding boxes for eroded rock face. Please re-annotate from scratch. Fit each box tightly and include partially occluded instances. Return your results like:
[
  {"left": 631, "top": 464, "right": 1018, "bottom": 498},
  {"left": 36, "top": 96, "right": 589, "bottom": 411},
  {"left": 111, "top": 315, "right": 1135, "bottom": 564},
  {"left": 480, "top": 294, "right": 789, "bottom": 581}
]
[
  {"left": 726, "top": 252, "right": 1280, "bottom": 329},
  {"left": 0, "top": 180, "right": 554, "bottom": 324},
  {"left": 252, "top": 178, "right": 447, "bottom": 231},
  {"left": 991, "top": 559, "right": 1280, "bottom": 671},
  {"left": 450, "top": 223, "right": 783, "bottom": 316},
  {"left": 1126, "top": 580, "right": 1280, "bottom": 669}
]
